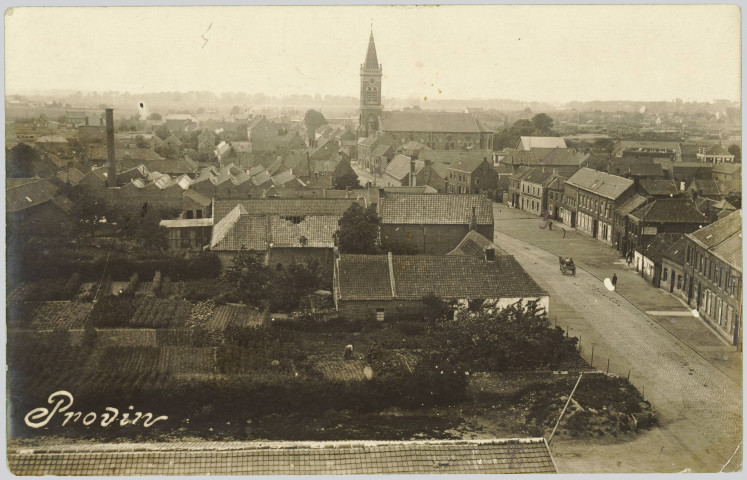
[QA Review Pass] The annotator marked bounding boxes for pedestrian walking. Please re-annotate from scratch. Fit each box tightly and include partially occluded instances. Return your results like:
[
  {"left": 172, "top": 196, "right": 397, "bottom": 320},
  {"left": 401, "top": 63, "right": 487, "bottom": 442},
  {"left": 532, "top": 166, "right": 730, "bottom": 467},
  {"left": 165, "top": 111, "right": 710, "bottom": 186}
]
[
  {"left": 549, "top": 220, "right": 553, "bottom": 230},
  {"left": 561, "top": 227, "right": 566, "bottom": 239},
  {"left": 612, "top": 273, "right": 618, "bottom": 288}
]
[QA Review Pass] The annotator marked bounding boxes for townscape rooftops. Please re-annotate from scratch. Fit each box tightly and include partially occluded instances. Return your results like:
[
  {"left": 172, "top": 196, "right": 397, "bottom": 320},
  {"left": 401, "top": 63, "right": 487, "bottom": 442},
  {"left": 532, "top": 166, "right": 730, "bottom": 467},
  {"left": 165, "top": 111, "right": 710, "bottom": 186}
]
[
  {"left": 629, "top": 163, "right": 664, "bottom": 178},
  {"left": 689, "top": 179, "right": 722, "bottom": 197},
  {"left": 380, "top": 193, "right": 492, "bottom": 225},
  {"left": 565, "top": 167, "right": 634, "bottom": 200},
  {"left": 7, "top": 438, "right": 557, "bottom": 475},
  {"left": 447, "top": 230, "right": 508, "bottom": 257},
  {"left": 336, "top": 254, "right": 547, "bottom": 301},
  {"left": 712, "top": 163, "right": 741, "bottom": 176},
  {"left": 629, "top": 198, "right": 708, "bottom": 224},
  {"left": 381, "top": 110, "right": 488, "bottom": 133},
  {"left": 520, "top": 168, "right": 555, "bottom": 186},
  {"left": 55, "top": 167, "right": 85, "bottom": 186},
  {"left": 687, "top": 209, "right": 742, "bottom": 269},
  {"left": 183, "top": 189, "right": 212, "bottom": 207}
]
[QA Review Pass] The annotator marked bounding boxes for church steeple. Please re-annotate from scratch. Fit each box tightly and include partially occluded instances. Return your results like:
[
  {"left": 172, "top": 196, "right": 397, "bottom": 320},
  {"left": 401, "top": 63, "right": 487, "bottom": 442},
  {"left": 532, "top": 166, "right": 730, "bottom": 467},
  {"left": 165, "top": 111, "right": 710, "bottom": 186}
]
[
  {"left": 364, "top": 30, "right": 380, "bottom": 70},
  {"left": 359, "top": 29, "right": 383, "bottom": 138}
]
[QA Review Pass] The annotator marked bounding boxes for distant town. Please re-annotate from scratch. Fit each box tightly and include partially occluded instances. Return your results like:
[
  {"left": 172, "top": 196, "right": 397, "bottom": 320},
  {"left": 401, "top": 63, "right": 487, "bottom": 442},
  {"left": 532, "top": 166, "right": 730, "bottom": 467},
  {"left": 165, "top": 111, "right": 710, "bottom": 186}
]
[{"left": 6, "top": 30, "right": 742, "bottom": 475}]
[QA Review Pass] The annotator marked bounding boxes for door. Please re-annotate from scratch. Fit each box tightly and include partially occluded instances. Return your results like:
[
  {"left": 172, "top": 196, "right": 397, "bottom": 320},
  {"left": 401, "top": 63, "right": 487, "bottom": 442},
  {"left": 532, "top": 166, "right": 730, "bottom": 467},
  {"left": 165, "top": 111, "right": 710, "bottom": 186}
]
[{"left": 592, "top": 219, "right": 598, "bottom": 238}]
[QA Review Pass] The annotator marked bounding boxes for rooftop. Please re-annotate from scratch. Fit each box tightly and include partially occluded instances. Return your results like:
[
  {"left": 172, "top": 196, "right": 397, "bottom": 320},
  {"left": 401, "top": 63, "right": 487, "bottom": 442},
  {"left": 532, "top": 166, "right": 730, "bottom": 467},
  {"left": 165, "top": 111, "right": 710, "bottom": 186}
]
[
  {"left": 638, "top": 179, "right": 678, "bottom": 196},
  {"left": 636, "top": 233, "right": 684, "bottom": 264},
  {"left": 629, "top": 198, "right": 708, "bottom": 224},
  {"left": 380, "top": 193, "right": 492, "bottom": 225},
  {"left": 565, "top": 168, "right": 634, "bottom": 200},
  {"left": 517, "top": 136, "right": 567, "bottom": 151},
  {"left": 336, "top": 254, "right": 547, "bottom": 301},
  {"left": 447, "top": 230, "right": 509, "bottom": 257},
  {"left": 687, "top": 209, "right": 742, "bottom": 269}
]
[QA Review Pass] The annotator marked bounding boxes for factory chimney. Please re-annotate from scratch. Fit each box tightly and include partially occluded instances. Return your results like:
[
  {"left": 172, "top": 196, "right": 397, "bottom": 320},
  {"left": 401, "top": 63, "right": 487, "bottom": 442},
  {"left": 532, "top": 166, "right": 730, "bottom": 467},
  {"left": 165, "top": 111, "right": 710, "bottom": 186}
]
[{"left": 105, "top": 108, "right": 117, "bottom": 187}]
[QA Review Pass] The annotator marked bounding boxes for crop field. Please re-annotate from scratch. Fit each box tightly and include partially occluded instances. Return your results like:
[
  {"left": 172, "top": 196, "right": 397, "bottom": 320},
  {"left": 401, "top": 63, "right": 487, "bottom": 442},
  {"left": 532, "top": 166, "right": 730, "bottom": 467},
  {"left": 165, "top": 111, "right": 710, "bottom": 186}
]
[
  {"left": 310, "top": 355, "right": 368, "bottom": 382},
  {"left": 208, "top": 305, "right": 264, "bottom": 330},
  {"left": 135, "top": 282, "right": 155, "bottom": 296},
  {"left": 95, "top": 328, "right": 158, "bottom": 347},
  {"left": 130, "top": 298, "right": 192, "bottom": 328},
  {"left": 7, "top": 302, "right": 92, "bottom": 330},
  {"left": 155, "top": 347, "right": 217, "bottom": 375}
]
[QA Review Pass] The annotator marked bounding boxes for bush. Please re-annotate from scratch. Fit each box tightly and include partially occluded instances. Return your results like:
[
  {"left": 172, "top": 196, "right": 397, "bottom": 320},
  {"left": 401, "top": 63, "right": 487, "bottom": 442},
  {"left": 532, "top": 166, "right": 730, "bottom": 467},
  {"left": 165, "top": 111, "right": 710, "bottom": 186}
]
[
  {"left": 398, "top": 320, "right": 426, "bottom": 336},
  {"left": 90, "top": 296, "right": 136, "bottom": 328},
  {"left": 65, "top": 273, "right": 82, "bottom": 299}
]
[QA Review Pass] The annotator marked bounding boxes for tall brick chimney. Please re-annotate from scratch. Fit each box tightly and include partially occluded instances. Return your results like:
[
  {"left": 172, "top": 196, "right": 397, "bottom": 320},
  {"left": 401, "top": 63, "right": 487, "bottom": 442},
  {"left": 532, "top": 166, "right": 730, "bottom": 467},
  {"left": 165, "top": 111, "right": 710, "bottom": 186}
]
[
  {"left": 105, "top": 108, "right": 117, "bottom": 187},
  {"left": 409, "top": 158, "right": 416, "bottom": 187}
]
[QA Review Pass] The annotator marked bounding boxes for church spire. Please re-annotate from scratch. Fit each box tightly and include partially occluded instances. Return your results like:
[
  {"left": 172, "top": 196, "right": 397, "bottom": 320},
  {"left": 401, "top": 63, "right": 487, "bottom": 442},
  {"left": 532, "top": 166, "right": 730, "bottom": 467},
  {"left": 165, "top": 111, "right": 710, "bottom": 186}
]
[{"left": 364, "top": 29, "right": 379, "bottom": 70}]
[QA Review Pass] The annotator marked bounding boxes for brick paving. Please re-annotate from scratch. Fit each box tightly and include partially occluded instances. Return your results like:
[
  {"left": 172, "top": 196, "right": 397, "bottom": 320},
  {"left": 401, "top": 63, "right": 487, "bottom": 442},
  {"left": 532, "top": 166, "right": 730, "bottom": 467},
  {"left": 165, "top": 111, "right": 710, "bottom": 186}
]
[{"left": 492, "top": 205, "right": 742, "bottom": 473}]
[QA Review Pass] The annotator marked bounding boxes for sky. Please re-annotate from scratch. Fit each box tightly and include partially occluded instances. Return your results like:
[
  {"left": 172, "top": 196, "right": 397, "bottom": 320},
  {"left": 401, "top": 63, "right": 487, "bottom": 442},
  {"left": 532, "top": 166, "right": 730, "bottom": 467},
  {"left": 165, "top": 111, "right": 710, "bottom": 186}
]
[{"left": 4, "top": 5, "right": 742, "bottom": 104}]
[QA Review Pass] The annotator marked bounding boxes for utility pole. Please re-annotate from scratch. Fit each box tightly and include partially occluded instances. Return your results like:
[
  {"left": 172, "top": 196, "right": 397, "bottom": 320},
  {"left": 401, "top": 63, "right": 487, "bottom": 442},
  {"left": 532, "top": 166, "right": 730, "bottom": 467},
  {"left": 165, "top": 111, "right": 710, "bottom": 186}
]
[{"left": 548, "top": 373, "right": 583, "bottom": 445}]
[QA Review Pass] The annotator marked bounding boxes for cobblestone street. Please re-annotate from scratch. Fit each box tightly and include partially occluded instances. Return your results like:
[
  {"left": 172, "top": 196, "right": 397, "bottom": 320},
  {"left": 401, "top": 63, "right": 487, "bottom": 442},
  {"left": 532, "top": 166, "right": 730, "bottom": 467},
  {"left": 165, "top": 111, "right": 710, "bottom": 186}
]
[{"left": 493, "top": 204, "right": 742, "bottom": 473}]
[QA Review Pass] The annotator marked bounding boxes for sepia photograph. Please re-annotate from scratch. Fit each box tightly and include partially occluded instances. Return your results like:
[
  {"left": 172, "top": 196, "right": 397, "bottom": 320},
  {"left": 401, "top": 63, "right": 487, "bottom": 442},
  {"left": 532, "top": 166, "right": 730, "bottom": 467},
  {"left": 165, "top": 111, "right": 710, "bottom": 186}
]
[{"left": 3, "top": 4, "right": 742, "bottom": 475}]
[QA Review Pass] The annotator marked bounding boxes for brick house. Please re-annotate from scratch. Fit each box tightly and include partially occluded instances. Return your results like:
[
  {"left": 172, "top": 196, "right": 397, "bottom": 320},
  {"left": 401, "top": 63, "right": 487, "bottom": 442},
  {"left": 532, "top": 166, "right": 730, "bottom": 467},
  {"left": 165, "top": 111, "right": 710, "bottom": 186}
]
[
  {"left": 633, "top": 233, "right": 683, "bottom": 286},
  {"left": 682, "top": 210, "right": 742, "bottom": 348},
  {"left": 333, "top": 252, "right": 548, "bottom": 321},
  {"left": 380, "top": 110, "right": 493, "bottom": 151},
  {"left": 517, "top": 169, "right": 556, "bottom": 217},
  {"left": 379, "top": 194, "right": 494, "bottom": 255},
  {"left": 614, "top": 194, "right": 648, "bottom": 256},
  {"left": 660, "top": 237, "right": 688, "bottom": 298},
  {"left": 446, "top": 154, "right": 499, "bottom": 195},
  {"left": 562, "top": 168, "right": 635, "bottom": 246}
]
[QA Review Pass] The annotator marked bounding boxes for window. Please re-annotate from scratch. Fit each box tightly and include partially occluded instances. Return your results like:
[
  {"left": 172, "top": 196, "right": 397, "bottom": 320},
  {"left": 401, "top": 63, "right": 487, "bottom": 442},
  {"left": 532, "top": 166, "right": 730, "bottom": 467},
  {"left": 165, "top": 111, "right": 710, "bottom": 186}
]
[
  {"left": 475, "top": 178, "right": 480, "bottom": 185},
  {"left": 677, "top": 274, "right": 682, "bottom": 290},
  {"left": 663, "top": 268, "right": 668, "bottom": 281}
]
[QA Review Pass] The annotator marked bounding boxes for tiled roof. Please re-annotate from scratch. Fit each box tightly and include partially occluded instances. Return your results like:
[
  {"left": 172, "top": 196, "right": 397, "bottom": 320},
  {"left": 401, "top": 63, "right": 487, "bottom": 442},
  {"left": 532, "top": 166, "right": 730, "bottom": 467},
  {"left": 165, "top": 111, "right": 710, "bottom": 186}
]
[
  {"left": 336, "top": 254, "right": 547, "bottom": 301},
  {"left": 251, "top": 170, "right": 273, "bottom": 187},
  {"left": 687, "top": 209, "right": 742, "bottom": 268},
  {"left": 447, "top": 230, "right": 508, "bottom": 257},
  {"left": 248, "top": 164, "right": 266, "bottom": 177},
  {"left": 616, "top": 194, "right": 648, "bottom": 217},
  {"left": 336, "top": 254, "right": 393, "bottom": 300},
  {"left": 6, "top": 178, "right": 58, "bottom": 213},
  {"left": 636, "top": 233, "right": 683, "bottom": 264},
  {"left": 712, "top": 163, "right": 740, "bottom": 176},
  {"left": 184, "top": 189, "right": 212, "bottom": 207},
  {"left": 662, "top": 236, "right": 688, "bottom": 264},
  {"left": 518, "top": 136, "right": 567, "bottom": 150},
  {"left": 271, "top": 170, "right": 301, "bottom": 187},
  {"left": 55, "top": 167, "right": 85, "bottom": 186},
  {"left": 372, "top": 143, "right": 393, "bottom": 157},
  {"left": 629, "top": 198, "right": 708, "bottom": 224},
  {"left": 7, "top": 438, "right": 556, "bottom": 475},
  {"left": 213, "top": 198, "right": 359, "bottom": 223},
  {"left": 705, "top": 144, "right": 732, "bottom": 156},
  {"left": 638, "top": 179, "right": 678, "bottom": 196},
  {"left": 500, "top": 148, "right": 587, "bottom": 168},
  {"left": 715, "top": 178, "right": 741, "bottom": 194},
  {"left": 418, "top": 149, "right": 466, "bottom": 165},
  {"left": 689, "top": 179, "right": 721, "bottom": 196},
  {"left": 160, "top": 218, "right": 214, "bottom": 228},
  {"left": 380, "top": 194, "right": 492, "bottom": 225},
  {"left": 566, "top": 168, "right": 633, "bottom": 200},
  {"left": 615, "top": 140, "right": 681, "bottom": 154},
  {"left": 448, "top": 154, "right": 489, "bottom": 173},
  {"left": 271, "top": 215, "right": 338, "bottom": 248},
  {"left": 212, "top": 212, "right": 268, "bottom": 251},
  {"left": 384, "top": 154, "right": 422, "bottom": 180},
  {"left": 381, "top": 111, "right": 488, "bottom": 133},
  {"left": 520, "top": 168, "right": 555, "bottom": 186}
]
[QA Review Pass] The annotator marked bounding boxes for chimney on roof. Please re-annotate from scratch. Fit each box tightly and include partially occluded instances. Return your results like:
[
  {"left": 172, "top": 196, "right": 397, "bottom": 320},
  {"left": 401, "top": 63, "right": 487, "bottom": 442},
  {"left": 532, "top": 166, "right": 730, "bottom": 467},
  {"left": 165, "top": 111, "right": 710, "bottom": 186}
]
[
  {"left": 409, "top": 158, "right": 416, "bottom": 187},
  {"left": 105, "top": 108, "right": 117, "bottom": 187},
  {"left": 470, "top": 206, "right": 477, "bottom": 231},
  {"left": 485, "top": 248, "right": 495, "bottom": 262},
  {"left": 306, "top": 151, "right": 311, "bottom": 178}
]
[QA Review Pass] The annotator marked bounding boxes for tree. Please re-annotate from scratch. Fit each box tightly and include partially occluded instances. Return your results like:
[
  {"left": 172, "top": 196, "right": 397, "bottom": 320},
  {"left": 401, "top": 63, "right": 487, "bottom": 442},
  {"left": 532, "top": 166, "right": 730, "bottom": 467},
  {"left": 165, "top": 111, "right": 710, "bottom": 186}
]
[
  {"left": 230, "top": 105, "right": 242, "bottom": 117},
  {"left": 728, "top": 144, "right": 741, "bottom": 163},
  {"left": 269, "top": 260, "right": 324, "bottom": 311},
  {"left": 333, "top": 172, "right": 362, "bottom": 190},
  {"left": 148, "top": 112, "right": 162, "bottom": 121},
  {"left": 154, "top": 125, "right": 171, "bottom": 141},
  {"left": 531, "top": 113, "right": 554, "bottom": 134},
  {"left": 304, "top": 109, "right": 327, "bottom": 143},
  {"left": 6, "top": 143, "right": 45, "bottom": 178},
  {"left": 135, "top": 135, "right": 148, "bottom": 148},
  {"left": 725, "top": 190, "right": 742, "bottom": 209},
  {"left": 336, "top": 203, "right": 380, "bottom": 254},
  {"left": 220, "top": 249, "right": 273, "bottom": 308}
]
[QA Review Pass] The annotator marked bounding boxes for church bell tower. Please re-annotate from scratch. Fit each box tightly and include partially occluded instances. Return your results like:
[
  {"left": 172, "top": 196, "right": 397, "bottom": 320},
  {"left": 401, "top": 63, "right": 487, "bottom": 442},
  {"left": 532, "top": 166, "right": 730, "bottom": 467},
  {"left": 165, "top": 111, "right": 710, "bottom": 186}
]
[{"left": 359, "top": 30, "right": 383, "bottom": 138}]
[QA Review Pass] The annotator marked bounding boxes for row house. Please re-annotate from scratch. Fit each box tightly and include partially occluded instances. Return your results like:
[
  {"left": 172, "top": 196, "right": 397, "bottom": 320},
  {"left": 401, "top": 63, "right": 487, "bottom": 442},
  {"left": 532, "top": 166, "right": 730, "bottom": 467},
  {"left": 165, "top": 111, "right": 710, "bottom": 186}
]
[
  {"left": 633, "top": 233, "right": 683, "bottom": 286},
  {"left": 546, "top": 175, "right": 566, "bottom": 220},
  {"left": 517, "top": 169, "right": 555, "bottom": 216},
  {"left": 614, "top": 194, "right": 648, "bottom": 255},
  {"left": 562, "top": 168, "right": 635, "bottom": 247},
  {"left": 681, "top": 210, "right": 742, "bottom": 348}
]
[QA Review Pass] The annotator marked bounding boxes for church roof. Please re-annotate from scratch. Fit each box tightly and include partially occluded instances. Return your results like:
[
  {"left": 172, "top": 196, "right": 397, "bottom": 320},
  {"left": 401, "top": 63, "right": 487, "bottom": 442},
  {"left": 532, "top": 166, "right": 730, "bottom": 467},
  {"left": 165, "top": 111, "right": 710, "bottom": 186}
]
[{"left": 364, "top": 31, "right": 379, "bottom": 70}]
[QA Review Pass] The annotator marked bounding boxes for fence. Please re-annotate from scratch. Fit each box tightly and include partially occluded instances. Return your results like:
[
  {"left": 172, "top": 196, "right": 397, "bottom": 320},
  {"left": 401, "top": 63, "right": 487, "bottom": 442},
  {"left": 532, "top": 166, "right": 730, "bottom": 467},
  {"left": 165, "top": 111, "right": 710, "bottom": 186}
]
[{"left": 554, "top": 316, "right": 650, "bottom": 404}]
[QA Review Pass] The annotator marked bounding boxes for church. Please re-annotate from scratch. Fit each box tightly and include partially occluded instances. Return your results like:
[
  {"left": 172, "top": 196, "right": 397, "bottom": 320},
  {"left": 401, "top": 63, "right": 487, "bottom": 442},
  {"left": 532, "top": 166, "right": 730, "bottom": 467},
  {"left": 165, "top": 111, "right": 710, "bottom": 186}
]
[{"left": 358, "top": 31, "right": 493, "bottom": 152}]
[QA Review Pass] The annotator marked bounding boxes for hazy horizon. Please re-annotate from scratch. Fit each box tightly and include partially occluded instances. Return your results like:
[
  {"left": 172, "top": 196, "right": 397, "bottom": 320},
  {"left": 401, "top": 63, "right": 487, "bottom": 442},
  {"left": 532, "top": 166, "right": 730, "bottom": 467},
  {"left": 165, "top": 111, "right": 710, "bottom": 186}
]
[{"left": 5, "top": 5, "right": 741, "bottom": 104}]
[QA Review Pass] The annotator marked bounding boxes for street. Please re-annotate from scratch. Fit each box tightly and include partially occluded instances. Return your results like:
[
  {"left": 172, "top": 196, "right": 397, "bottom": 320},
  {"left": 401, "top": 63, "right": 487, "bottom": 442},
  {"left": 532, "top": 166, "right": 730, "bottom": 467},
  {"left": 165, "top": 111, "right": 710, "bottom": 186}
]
[{"left": 493, "top": 205, "right": 742, "bottom": 473}]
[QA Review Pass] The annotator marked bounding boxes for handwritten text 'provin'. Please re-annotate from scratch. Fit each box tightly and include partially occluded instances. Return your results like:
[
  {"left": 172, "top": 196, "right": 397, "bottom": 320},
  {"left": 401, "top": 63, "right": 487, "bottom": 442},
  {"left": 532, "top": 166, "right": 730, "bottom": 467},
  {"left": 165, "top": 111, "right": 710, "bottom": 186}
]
[{"left": 24, "top": 390, "right": 168, "bottom": 429}]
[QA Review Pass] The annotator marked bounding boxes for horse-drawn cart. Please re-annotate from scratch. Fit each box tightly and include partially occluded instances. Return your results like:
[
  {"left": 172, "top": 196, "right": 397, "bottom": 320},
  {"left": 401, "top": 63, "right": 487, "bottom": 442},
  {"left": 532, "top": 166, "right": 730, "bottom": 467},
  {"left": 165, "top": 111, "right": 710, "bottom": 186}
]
[{"left": 559, "top": 256, "right": 576, "bottom": 275}]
